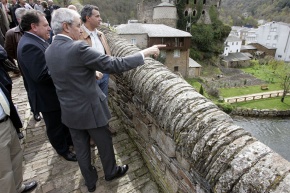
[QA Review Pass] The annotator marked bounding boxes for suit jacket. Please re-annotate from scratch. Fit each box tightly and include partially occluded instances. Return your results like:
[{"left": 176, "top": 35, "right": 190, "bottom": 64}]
[
  {"left": 5, "top": 26, "right": 23, "bottom": 60},
  {"left": 17, "top": 32, "right": 60, "bottom": 113},
  {"left": 0, "top": 45, "right": 12, "bottom": 87},
  {"left": 79, "top": 26, "right": 111, "bottom": 56},
  {"left": 0, "top": 82, "right": 23, "bottom": 131},
  {"left": 45, "top": 35, "right": 144, "bottom": 129}
]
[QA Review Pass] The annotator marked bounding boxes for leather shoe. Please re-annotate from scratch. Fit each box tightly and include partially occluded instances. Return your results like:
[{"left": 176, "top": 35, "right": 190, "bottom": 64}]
[
  {"left": 61, "top": 151, "right": 77, "bottom": 162},
  {"left": 88, "top": 185, "right": 96, "bottom": 192},
  {"left": 105, "top": 165, "right": 129, "bottom": 181},
  {"left": 18, "top": 132, "right": 24, "bottom": 139},
  {"left": 21, "top": 181, "right": 37, "bottom": 193},
  {"left": 33, "top": 113, "right": 41, "bottom": 122}
]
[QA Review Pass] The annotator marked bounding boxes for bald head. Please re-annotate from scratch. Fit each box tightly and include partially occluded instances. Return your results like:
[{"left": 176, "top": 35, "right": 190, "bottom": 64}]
[{"left": 67, "top": 4, "right": 77, "bottom": 11}]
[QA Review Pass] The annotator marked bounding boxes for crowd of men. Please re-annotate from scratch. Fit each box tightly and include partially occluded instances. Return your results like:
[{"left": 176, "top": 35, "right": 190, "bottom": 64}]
[{"left": 0, "top": 1, "right": 163, "bottom": 192}]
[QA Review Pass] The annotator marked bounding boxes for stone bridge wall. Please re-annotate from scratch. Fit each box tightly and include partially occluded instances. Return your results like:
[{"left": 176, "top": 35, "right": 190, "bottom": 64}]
[{"left": 102, "top": 27, "right": 290, "bottom": 193}]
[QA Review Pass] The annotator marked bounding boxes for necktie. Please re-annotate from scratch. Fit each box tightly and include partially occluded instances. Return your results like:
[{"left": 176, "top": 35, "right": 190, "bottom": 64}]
[{"left": 0, "top": 92, "right": 10, "bottom": 116}]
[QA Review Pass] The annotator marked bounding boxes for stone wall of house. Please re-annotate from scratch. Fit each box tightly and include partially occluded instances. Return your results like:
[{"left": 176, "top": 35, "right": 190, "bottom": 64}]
[
  {"left": 102, "top": 27, "right": 290, "bottom": 193},
  {"left": 231, "top": 108, "right": 290, "bottom": 117},
  {"left": 152, "top": 18, "right": 176, "bottom": 28},
  {"left": 164, "top": 50, "right": 189, "bottom": 78}
]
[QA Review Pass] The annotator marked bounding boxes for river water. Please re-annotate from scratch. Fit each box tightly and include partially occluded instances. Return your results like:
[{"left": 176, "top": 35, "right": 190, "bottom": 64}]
[{"left": 232, "top": 116, "right": 290, "bottom": 162}]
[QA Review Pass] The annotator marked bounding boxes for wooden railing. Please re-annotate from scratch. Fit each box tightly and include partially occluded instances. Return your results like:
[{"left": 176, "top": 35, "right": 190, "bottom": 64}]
[{"left": 226, "top": 91, "right": 288, "bottom": 103}]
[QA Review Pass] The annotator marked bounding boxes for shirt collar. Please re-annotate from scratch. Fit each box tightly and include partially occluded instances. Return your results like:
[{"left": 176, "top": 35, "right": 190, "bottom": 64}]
[
  {"left": 56, "top": 34, "right": 73, "bottom": 40},
  {"left": 82, "top": 24, "right": 99, "bottom": 37},
  {"left": 26, "top": 32, "right": 47, "bottom": 42}
]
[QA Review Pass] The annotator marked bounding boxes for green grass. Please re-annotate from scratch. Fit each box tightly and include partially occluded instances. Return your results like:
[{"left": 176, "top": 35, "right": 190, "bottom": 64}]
[
  {"left": 232, "top": 97, "right": 290, "bottom": 110},
  {"left": 241, "top": 65, "right": 280, "bottom": 83},
  {"left": 220, "top": 64, "right": 283, "bottom": 97},
  {"left": 186, "top": 78, "right": 202, "bottom": 90},
  {"left": 220, "top": 83, "right": 282, "bottom": 98}
]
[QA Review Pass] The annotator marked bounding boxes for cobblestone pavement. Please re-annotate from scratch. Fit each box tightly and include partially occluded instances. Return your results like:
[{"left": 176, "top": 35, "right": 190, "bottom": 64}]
[{"left": 11, "top": 75, "right": 159, "bottom": 193}]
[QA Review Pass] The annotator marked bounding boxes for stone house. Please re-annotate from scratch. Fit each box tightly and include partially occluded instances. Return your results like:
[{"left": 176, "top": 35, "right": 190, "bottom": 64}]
[
  {"left": 249, "top": 43, "right": 276, "bottom": 58},
  {"left": 188, "top": 58, "right": 202, "bottom": 77},
  {"left": 116, "top": 23, "right": 192, "bottom": 78}
]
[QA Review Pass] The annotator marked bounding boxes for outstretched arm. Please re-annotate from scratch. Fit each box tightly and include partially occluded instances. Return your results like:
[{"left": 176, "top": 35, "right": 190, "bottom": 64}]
[{"left": 140, "top": 44, "right": 166, "bottom": 58}]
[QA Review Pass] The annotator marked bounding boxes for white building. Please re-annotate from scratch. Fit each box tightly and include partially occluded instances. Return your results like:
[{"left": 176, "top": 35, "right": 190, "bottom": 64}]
[
  {"left": 223, "top": 35, "right": 242, "bottom": 56},
  {"left": 256, "top": 21, "right": 290, "bottom": 62},
  {"left": 230, "top": 26, "right": 257, "bottom": 45}
]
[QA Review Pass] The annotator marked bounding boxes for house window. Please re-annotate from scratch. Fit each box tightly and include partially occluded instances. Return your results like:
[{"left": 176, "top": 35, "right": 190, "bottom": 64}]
[
  {"left": 175, "top": 38, "right": 180, "bottom": 47},
  {"left": 236, "top": 42, "right": 238, "bottom": 45},
  {"left": 160, "top": 50, "right": 166, "bottom": 58},
  {"left": 278, "top": 55, "right": 282, "bottom": 58},
  {"left": 174, "top": 50, "right": 180, "bottom": 57},
  {"left": 185, "top": 10, "right": 188, "bottom": 16},
  {"left": 186, "top": 0, "right": 189, "bottom": 4},
  {"left": 203, "top": 0, "right": 206, "bottom": 4},
  {"left": 193, "top": 10, "right": 196, "bottom": 16},
  {"left": 202, "top": 10, "right": 205, "bottom": 15},
  {"left": 232, "top": 42, "right": 234, "bottom": 45},
  {"left": 194, "top": 0, "right": 197, "bottom": 4},
  {"left": 174, "top": 66, "right": 179, "bottom": 72},
  {"left": 267, "top": 35, "right": 271, "bottom": 40},
  {"left": 131, "top": 38, "right": 136, "bottom": 45},
  {"left": 272, "top": 44, "right": 276, "bottom": 47},
  {"left": 274, "top": 35, "right": 278, "bottom": 40}
]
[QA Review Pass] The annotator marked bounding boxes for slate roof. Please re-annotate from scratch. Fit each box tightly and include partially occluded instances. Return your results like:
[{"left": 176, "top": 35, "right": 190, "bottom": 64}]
[
  {"left": 189, "top": 58, "right": 202, "bottom": 68},
  {"left": 222, "top": 52, "right": 252, "bottom": 62},
  {"left": 241, "top": 45, "right": 257, "bottom": 50},
  {"left": 225, "top": 35, "right": 242, "bottom": 42},
  {"left": 116, "top": 23, "right": 192, "bottom": 38},
  {"left": 155, "top": 2, "right": 175, "bottom": 7}
]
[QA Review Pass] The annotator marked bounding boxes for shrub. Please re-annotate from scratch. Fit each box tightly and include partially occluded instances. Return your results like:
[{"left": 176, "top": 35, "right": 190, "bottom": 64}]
[
  {"left": 207, "top": 86, "right": 220, "bottom": 98},
  {"left": 216, "top": 102, "right": 234, "bottom": 114}
]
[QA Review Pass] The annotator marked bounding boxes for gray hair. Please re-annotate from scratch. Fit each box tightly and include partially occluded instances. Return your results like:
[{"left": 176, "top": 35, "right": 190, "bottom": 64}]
[
  {"left": 51, "top": 8, "right": 80, "bottom": 35},
  {"left": 15, "top": 7, "right": 27, "bottom": 21}
]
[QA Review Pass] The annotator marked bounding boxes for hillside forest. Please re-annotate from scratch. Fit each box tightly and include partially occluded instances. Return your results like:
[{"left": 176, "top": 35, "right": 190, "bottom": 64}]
[{"left": 219, "top": 0, "right": 290, "bottom": 26}]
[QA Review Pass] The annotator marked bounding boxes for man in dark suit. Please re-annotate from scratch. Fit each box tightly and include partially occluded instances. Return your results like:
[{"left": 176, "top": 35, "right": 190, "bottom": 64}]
[
  {"left": 17, "top": 10, "right": 76, "bottom": 162},
  {"left": 5, "top": 8, "right": 41, "bottom": 122},
  {"left": 0, "top": 44, "right": 24, "bottom": 139},
  {"left": 46, "top": 8, "right": 164, "bottom": 192}
]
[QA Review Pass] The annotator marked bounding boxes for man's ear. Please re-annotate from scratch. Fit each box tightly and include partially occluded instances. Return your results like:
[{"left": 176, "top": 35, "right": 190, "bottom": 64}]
[
  {"left": 62, "top": 22, "right": 70, "bottom": 33},
  {"left": 30, "top": 23, "right": 37, "bottom": 32}
]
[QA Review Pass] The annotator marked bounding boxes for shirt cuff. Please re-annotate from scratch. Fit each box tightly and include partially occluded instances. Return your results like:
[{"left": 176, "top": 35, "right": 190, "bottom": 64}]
[{"left": 140, "top": 52, "right": 145, "bottom": 59}]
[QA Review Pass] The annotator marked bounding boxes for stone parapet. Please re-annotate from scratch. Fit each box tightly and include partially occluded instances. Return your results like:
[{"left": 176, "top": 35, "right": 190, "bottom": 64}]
[{"left": 102, "top": 27, "right": 290, "bottom": 193}]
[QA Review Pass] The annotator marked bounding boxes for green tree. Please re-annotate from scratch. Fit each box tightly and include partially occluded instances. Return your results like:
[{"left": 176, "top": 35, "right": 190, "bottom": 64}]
[
  {"left": 199, "top": 85, "right": 204, "bottom": 95},
  {"left": 275, "top": 62, "right": 290, "bottom": 102}
]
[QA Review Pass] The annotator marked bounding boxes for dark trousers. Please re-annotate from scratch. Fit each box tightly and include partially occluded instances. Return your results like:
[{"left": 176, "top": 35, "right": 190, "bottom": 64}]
[
  {"left": 42, "top": 110, "right": 73, "bottom": 155},
  {"left": 69, "top": 125, "right": 117, "bottom": 189}
]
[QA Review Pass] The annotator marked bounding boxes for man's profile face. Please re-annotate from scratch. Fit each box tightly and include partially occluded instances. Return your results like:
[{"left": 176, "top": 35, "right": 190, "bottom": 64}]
[
  {"left": 88, "top": 9, "right": 102, "bottom": 29},
  {"left": 33, "top": 15, "right": 51, "bottom": 40},
  {"left": 68, "top": 17, "right": 82, "bottom": 40}
]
